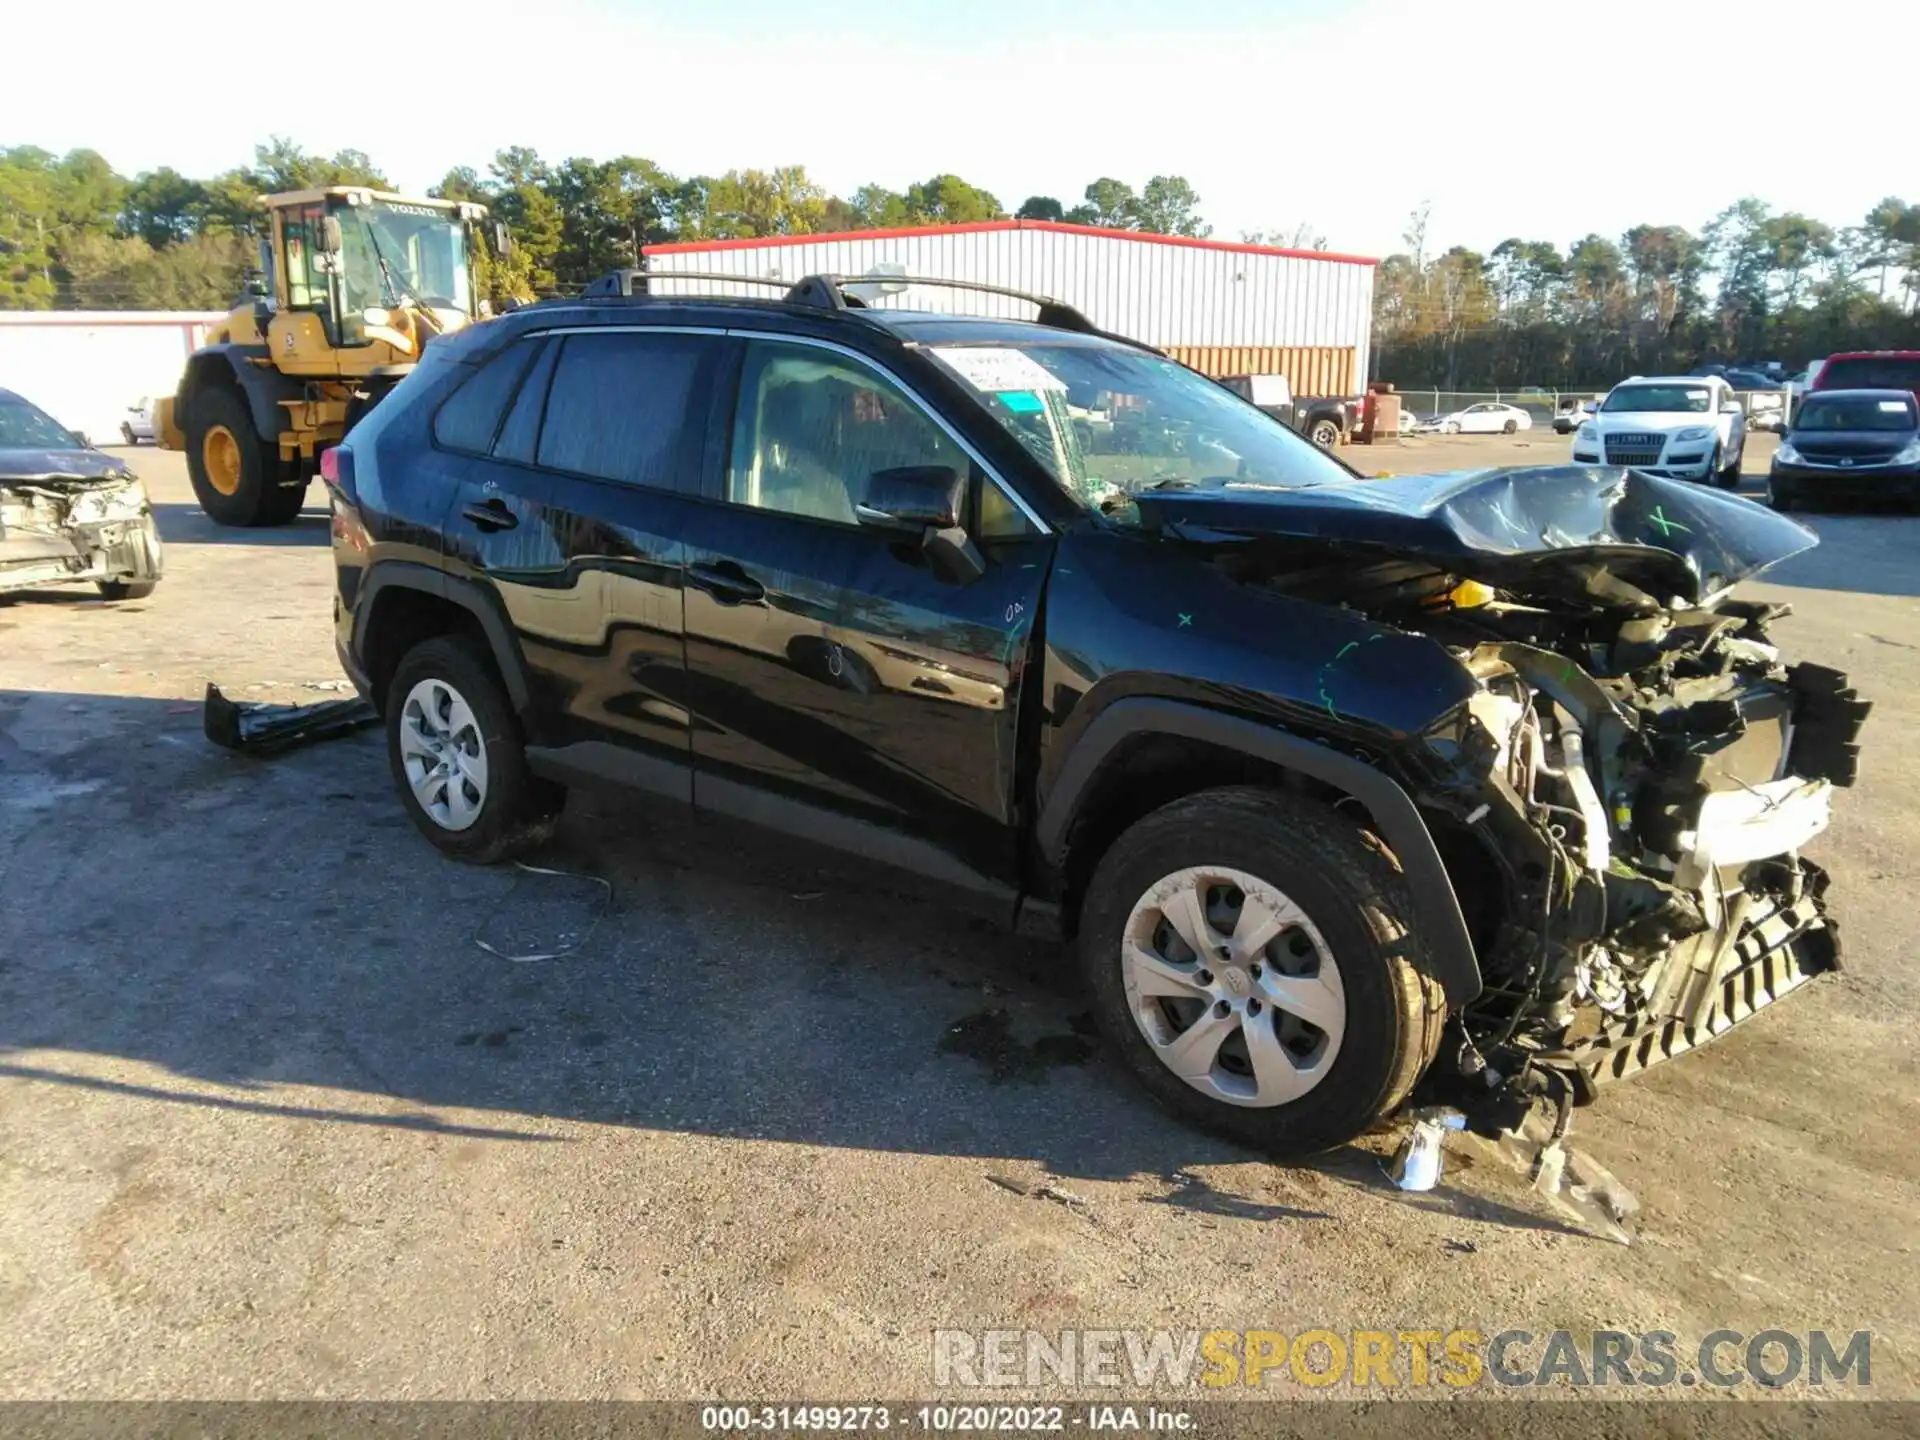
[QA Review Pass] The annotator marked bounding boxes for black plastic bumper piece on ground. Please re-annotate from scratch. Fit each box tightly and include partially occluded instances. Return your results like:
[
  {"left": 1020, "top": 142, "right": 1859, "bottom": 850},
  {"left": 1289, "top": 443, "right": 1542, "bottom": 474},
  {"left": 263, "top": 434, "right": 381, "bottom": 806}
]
[{"left": 203, "top": 682, "right": 380, "bottom": 756}]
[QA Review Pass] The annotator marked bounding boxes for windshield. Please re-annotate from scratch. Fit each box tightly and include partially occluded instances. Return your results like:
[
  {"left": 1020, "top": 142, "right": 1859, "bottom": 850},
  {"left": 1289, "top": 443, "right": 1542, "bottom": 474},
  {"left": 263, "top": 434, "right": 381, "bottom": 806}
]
[
  {"left": 1603, "top": 385, "right": 1711, "bottom": 414},
  {"left": 928, "top": 342, "right": 1354, "bottom": 515},
  {"left": 338, "top": 201, "right": 473, "bottom": 321},
  {"left": 1818, "top": 357, "right": 1920, "bottom": 391},
  {"left": 0, "top": 398, "right": 81, "bottom": 449},
  {"left": 1794, "top": 395, "right": 1917, "bottom": 432}
]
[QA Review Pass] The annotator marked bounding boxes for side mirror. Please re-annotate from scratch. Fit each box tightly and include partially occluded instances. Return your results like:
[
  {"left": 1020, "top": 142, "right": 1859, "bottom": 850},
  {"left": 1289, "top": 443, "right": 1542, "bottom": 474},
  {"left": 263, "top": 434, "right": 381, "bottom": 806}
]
[
  {"left": 492, "top": 221, "right": 513, "bottom": 258},
  {"left": 857, "top": 465, "right": 965, "bottom": 530},
  {"left": 319, "top": 215, "right": 344, "bottom": 254},
  {"left": 243, "top": 268, "right": 269, "bottom": 299},
  {"left": 856, "top": 465, "right": 984, "bottom": 585}
]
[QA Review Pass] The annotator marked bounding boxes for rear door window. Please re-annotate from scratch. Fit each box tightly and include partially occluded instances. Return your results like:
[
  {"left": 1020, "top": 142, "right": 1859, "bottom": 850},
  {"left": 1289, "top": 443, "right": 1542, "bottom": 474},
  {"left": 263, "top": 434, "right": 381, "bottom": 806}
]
[
  {"left": 432, "top": 338, "right": 541, "bottom": 454},
  {"left": 535, "top": 330, "right": 719, "bottom": 492}
]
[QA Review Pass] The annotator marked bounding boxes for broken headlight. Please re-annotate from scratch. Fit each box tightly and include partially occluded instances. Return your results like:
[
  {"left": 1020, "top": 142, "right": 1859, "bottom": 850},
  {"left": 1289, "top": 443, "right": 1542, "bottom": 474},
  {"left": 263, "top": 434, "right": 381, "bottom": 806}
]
[{"left": 65, "top": 478, "right": 150, "bottom": 525}]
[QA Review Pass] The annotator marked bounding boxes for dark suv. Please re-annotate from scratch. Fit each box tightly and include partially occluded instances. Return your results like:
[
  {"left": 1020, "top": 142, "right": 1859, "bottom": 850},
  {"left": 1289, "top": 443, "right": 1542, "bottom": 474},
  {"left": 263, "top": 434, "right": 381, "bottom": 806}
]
[{"left": 330, "top": 274, "right": 1867, "bottom": 1158}]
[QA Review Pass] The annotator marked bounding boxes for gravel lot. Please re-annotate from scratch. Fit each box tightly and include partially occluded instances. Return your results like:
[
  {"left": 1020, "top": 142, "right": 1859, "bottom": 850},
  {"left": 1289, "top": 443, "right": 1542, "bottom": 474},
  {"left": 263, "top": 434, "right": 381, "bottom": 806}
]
[{"left": 2, "top": 432, "right": 1916, "bottom": 1402}]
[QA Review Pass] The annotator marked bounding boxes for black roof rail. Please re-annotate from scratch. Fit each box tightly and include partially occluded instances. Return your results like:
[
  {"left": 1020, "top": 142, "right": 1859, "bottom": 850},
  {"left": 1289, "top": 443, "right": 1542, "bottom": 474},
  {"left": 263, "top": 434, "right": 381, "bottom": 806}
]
[
  {"left": 798, "top": 273, "right": 1156, "bottom": 351},
  {"left": 573, "top": 268, "right": 804, "bottom": 299},
  {"left": 562, "top": 266, "right": 1157, "bottom": 352}
]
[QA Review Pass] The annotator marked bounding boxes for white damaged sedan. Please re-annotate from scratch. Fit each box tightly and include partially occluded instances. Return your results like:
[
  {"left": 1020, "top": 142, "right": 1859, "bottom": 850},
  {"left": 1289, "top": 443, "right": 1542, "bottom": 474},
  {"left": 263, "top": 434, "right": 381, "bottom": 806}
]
[{"left": 1, "top": 387, "right": 163, "bottom": 601}]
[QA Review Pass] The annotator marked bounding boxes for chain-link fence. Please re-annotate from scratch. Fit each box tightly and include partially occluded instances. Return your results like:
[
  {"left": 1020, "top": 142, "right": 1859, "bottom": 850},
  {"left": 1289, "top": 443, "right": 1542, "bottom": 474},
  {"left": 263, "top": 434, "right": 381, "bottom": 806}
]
[
  {"left": 1387, "top": 385, "right": 1793, "bottom": 432},
  {"left": 1387, "top": 389, "right": 1599, "bottom": 426}
]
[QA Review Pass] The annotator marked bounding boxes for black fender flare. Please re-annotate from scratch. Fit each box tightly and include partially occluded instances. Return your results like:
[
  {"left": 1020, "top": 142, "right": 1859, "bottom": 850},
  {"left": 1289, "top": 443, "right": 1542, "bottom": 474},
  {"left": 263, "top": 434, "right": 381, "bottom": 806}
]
[
  {"left": 1035, "top": 697, "right": 1482, "bottom": 1004},
  {"left": 353, "top": 562, "right": 534, "bottom": 717},
  {"left": 182, "top": 345, "right": 298, "bottom": 443}
]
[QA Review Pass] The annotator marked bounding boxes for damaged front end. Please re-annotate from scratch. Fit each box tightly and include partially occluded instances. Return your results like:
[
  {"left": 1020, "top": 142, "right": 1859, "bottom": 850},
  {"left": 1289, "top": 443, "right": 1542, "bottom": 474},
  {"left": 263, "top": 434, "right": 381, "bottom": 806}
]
[
  {"left": 1138, "top": 465, "right": 1870, "bottom": 1157},
  {"left": 1419, "top": 607, "right": 1862, "bottom": 1109},
  {"left": 0, "top": 458, "right": 163, "bottom": 598}
]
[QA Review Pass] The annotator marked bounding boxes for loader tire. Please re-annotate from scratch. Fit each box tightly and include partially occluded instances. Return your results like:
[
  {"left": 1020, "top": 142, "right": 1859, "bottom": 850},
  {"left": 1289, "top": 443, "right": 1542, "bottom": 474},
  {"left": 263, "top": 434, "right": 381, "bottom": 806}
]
[{"left": 186, "top": 387, "right": 307, "bottom": 527}]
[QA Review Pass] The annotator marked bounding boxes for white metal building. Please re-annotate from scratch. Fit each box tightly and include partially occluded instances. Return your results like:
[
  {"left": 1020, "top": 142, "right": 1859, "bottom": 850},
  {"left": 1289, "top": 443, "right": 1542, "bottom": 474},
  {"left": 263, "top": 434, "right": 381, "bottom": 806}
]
[
  {"left": 0, "top": 311, "right": 225, "bottom": 444},
  {"left": 642, "top": 220, "right": 1378, "bottom": 396}
]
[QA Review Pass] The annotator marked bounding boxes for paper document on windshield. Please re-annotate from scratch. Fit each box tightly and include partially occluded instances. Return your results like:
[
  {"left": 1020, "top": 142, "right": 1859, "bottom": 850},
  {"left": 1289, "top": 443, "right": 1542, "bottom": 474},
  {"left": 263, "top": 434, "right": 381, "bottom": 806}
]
[{"left": 933, "top": 347, "right": 1067, "bottom": 395}]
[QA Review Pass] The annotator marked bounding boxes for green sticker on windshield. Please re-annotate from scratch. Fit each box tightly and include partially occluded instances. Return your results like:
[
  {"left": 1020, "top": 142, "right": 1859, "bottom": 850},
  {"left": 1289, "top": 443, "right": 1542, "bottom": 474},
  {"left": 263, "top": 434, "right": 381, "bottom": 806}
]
[{"left": 997, "top": 391, "right": 1045, "bottom": 414}]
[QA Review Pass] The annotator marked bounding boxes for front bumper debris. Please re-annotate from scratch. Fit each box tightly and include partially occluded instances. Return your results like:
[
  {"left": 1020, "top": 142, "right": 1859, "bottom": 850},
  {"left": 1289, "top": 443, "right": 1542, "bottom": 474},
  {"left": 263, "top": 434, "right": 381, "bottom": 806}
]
[
  {"left": 1563, "top": 867, "right": 1838, "bottom": 1087},
  {"left": 203, "top": 683, "right": 379, "bottom": 755}
]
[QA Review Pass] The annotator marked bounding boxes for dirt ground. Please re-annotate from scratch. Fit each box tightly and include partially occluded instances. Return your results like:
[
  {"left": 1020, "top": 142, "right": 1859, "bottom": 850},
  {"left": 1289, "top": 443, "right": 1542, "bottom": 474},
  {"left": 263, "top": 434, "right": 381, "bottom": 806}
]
[{"left": 1, "top": 431, "right": 1916, "bottom": 1402}]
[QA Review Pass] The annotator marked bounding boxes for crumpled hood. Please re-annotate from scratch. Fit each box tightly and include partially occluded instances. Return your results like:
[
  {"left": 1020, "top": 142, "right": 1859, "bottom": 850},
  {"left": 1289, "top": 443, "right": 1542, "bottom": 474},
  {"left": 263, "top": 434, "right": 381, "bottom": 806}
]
[
  {"left": 0, "top": 446, "right": 136, "bottom": 486},
  {"left": 1133, "top": 464, "right": 1817, "bottom": 611}
]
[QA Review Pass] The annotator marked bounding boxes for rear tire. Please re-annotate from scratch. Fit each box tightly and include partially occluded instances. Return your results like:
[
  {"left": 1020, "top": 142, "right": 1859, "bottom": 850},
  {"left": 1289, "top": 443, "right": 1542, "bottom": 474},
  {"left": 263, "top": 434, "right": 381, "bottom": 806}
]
[
  {"left": 385, "top": 634, "right": 565, "bottom": 865},
  {"left": 1718, "top": 447, "right": 1743, "bottom": 488},
  {"left": 1308, "top": 417, "right": 1341, "bottom": 449},
  {"left": 1078, "top": 787, "right": 1445, "bottom": 1158},
  {"left": 184, "top": 386, "right": 306, "bottom": 527},
  {"left": 96, "top": 579, "right": 157, "bottom": 600}
]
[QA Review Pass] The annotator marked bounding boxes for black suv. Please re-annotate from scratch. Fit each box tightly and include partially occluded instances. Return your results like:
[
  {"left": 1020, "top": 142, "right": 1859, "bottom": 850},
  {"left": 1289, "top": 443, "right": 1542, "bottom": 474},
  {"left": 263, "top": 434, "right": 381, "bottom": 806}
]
[{"left": 331, "top": 274, "right": 1867, "bottom": 1158}]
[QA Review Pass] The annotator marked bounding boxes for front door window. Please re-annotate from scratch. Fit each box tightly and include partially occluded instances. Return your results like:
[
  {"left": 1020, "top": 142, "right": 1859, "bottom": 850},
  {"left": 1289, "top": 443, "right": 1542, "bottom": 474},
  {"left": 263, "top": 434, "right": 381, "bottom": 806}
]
[{"left": 728, "top": 342, "right": 970, "bottom": 524}]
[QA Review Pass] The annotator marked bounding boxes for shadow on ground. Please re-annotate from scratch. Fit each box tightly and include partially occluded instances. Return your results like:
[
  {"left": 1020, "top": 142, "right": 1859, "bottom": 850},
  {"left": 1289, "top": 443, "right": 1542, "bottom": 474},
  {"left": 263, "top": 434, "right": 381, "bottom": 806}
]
[
  {"left": 0, "top": 689, "right": 1241, "bottom": 1181},
  {"left": 149, "top": 500, "right": 329, "bottom": 547},
  {"left": 0, "top": 687, "right": 1608, "bottom": 1237}
]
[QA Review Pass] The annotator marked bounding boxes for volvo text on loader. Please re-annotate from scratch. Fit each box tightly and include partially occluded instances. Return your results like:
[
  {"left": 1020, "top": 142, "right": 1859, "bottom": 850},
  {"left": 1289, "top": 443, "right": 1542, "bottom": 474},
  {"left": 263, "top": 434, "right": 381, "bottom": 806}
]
[{"left": 156, "top": 188, "right": 502, "bottom": 526}]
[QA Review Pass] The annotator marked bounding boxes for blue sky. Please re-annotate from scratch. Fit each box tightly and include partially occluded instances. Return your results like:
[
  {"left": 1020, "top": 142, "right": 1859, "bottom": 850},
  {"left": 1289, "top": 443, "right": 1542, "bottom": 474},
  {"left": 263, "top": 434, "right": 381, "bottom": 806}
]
[{"left": 6, "top": 0, "right": 1911, "bottom": 258}]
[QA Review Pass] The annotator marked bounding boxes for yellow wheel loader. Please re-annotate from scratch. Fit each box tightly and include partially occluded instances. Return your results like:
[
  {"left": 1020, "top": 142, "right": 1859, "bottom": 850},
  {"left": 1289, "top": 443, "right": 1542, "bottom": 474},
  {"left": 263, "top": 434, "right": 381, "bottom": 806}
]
[{"left": 156, "top": 188, "right": 503, "bottom": 526}]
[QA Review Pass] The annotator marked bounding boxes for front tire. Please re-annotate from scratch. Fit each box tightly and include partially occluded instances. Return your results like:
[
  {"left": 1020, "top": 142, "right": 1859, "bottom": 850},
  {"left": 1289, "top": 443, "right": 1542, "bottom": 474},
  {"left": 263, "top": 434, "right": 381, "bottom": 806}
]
[
  {"left": 184, "top": 386, "right": 307, "bottom": 527},
  {"left": 385, "top": 634, "right": 565, "bottom": 864},
  {"left": 96, "top": 579, "right": 157, "bottom": 600},
  {"left": 1078, "top": 787, "right": 1445, "bottom": 1158},
  {"left": 1502, "top": 418, "right": 1518, "bottom": 434}
]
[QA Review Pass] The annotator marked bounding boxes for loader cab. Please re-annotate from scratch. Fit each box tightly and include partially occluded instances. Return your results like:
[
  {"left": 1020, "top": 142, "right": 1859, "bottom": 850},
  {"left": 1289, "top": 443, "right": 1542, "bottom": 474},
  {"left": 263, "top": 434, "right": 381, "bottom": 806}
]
[{"left": 262, "top": 188, "right": 488, "bottom": 376}]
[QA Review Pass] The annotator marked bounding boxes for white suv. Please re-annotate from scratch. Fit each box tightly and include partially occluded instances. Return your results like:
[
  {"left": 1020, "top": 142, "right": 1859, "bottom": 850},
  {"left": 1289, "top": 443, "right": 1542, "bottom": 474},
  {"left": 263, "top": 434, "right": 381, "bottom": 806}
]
[{"left": 1570, "top": 375, "right": 1747, "bottom": 487}]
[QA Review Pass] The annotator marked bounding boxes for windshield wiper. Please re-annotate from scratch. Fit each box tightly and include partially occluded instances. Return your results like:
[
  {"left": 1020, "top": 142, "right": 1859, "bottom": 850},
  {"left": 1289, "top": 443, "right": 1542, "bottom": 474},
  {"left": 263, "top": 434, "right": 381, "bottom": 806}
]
[{"left": 363, "top": 222, "right": 446, "bottom": 335}]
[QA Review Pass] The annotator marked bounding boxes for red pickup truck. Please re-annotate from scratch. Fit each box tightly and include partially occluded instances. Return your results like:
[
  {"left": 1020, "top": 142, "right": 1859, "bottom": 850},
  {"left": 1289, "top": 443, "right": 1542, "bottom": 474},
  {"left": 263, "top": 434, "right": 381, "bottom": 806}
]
[{"left": 1810, "top": 351, "right": 1920, "bottom": 402}]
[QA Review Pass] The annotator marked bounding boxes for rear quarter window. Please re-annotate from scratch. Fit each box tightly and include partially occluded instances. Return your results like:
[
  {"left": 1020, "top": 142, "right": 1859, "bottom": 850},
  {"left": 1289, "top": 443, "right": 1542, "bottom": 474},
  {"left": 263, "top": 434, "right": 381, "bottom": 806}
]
[
  {"left": 493, "top": 338, "right": 558, "bottom": 465},
  {"left": 431, "top": 339, "right": 540, "bottom": 454}
]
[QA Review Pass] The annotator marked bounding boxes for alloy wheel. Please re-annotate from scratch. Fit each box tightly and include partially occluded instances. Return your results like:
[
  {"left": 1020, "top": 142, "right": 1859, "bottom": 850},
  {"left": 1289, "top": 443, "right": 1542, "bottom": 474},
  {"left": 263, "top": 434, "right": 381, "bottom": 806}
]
[
  {"left": 398, "top": 677, "right": 489, "bottom": 831},
  {"left": 1120, "top": 865, "right": 1346, "bottom": 1108}
]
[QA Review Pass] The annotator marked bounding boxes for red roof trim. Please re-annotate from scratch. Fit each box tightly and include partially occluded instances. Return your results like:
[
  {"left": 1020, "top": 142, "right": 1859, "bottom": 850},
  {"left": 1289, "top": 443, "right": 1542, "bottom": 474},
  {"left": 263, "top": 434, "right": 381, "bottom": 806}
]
[{"left": 643, "top": 218, "right": 1378, "bottom": 267}]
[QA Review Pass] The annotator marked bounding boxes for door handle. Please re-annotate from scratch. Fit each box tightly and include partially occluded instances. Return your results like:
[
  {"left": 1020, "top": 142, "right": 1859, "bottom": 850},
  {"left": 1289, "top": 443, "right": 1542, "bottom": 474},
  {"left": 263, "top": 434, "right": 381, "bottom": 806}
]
[
  {"left": 688, "top": 560, "right": 766, "bottom": 605},
  {"left": 461, "top": 498, "right": 518, "bottom": 532}
]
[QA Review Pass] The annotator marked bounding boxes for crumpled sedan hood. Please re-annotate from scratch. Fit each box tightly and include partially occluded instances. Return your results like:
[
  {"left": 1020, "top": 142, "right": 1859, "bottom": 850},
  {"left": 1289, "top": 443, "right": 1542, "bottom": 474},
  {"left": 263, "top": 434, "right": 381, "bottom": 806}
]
[
  {"left": 0, "top": 446, "right": 134, "bottom": 485},
  {"left": 1133, "top": 464, "right": 1817, "bottom": 610}
]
